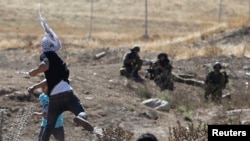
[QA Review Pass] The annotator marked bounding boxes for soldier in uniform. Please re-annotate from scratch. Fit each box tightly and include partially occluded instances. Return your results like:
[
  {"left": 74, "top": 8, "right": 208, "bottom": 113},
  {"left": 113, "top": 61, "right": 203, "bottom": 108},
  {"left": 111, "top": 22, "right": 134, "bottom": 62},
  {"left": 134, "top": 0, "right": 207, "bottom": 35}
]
[
  {"left": 120, "top": 45, "right": 143, "bottom": 82},
  {"left": 154, "top": 53, "right": 174, "bottom": 90},
  {"left": 204, "top": 62, "right": 226, "bottom": 103}
]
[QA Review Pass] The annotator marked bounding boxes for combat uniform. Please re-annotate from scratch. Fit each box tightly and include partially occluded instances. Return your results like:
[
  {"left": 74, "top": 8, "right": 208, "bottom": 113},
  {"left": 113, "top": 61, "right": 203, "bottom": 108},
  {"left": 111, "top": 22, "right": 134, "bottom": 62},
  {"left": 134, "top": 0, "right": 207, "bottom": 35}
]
[
  {"left": 120, "top": 46, "right": 143, "bottom": 81},
  {"left": 204, "top": 62, "right": 226, "bottom": 103},
  {"left": 154, "top": 53, "right": 173, "bottom": 90}
]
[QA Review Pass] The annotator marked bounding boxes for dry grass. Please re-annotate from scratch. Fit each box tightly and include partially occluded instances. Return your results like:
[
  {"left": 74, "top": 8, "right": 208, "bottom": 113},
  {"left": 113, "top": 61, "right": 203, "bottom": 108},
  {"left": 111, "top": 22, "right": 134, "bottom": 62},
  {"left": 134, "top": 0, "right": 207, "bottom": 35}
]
[
  {"left": 1, "top": 0, "right": 250, "bottom": 59},
  {"left": 97, "top": 124, "right": 134, "bottom": 141},
  {"left": 168, "top": 121, "right": 207, "bottom": 141}
]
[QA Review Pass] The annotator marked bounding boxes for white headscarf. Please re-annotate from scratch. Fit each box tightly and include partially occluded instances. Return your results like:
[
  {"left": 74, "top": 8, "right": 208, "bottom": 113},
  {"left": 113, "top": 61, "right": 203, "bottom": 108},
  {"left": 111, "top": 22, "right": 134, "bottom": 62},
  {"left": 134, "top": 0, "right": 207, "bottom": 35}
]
[{"left": 39, "top": 14, "right": 62, "bottom": 52}]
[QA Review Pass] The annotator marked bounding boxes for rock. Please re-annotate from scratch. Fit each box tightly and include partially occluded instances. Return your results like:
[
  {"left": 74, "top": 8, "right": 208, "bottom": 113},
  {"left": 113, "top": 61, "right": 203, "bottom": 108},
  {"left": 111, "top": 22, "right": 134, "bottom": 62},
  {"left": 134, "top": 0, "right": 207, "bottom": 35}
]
[
  {"left": 6, "top": 94, "right": 16, "bottom": 100},
  {"left": 0, "top": 87, "right": 16, "bottom": 96},
  {"left": 9, "top": 107, "right": 19, "bottom": 113},
  {"left": 84, "top": 91, "right": 90, "bottom": 94},
  {"left": 140, "top": 109, "right": 158, "bottom": 120},
  {"left": 226, "top": 109, "right": 250, "bottom": 116},
  {"left": 172, "top": 72, "right": 205, "bottom": 87},
  {"left": 241, "top": 120, "right": 250, "bottom": 124},
  {"left": 178, "top": 73, "right": 196, "bottom": 79},
  {"left": 94, "top": 51, "right": 106, "bottom": 60},
  {"left": 246, "top": 72, "right": 250, "bottom": 77},
  {"left": 222, "top": 93, "right": 231, "bottom": 100},
  {"left": 85, "top": 96, "right": 93, "bottom": 100},
  {"left": 142, "top": 98, "right": 170, "bottom": 112},
  {"left": 6, "top": 91, "right": 32, "bottom": 102},
  {"left": 243, "top": 66, "right": 250, "bottom": 70}
]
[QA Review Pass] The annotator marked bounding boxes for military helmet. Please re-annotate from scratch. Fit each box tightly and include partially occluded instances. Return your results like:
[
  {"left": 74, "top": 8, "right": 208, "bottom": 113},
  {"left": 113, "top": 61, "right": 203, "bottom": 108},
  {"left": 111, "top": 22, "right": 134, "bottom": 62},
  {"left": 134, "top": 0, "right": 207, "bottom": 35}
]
[
  {"left": 131, "top": 45, "right": 140, "bottom": 52},
  {"left": 157, "top": 53, "right": 168, "bottom": 59},
  {"left": 213, "top": 61, "right": 222, "bottom": 69}
]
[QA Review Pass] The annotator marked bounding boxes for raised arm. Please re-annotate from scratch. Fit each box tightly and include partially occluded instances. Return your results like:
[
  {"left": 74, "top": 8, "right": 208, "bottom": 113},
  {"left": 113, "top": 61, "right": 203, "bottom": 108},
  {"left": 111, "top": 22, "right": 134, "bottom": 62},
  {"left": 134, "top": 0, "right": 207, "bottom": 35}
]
[
  {"left": 29, "top": 61, "right": 49, "bottom": 77},
  {"left": 27, "top": 79, "right": 47, "bottom": 94}
]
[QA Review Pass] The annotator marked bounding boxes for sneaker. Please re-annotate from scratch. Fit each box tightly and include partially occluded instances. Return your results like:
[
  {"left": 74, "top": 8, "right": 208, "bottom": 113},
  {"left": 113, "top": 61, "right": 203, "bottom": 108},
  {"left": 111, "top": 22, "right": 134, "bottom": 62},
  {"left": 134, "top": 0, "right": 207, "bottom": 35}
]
[{"left": 73, "top": 116, "right": 94, "bottom": 132}]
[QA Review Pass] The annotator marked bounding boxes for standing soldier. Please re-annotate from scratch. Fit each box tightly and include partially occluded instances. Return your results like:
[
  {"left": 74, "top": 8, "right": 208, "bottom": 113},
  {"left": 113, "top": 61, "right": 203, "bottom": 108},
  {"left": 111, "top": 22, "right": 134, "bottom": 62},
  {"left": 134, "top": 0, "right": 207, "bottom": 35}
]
[
  {"left": 204, "top": 62, "right": 226, "bottom": 103},
  {"left": 120, "top": 45, "right": 143, "bottom": 82}
]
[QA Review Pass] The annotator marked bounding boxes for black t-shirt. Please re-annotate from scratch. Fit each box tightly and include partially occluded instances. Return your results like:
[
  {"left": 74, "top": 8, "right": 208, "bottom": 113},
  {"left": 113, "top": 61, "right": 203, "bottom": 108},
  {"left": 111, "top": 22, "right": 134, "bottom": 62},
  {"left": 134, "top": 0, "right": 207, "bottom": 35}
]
[{"left": 40, "top": 52, "right": 69, "bottom": 96}]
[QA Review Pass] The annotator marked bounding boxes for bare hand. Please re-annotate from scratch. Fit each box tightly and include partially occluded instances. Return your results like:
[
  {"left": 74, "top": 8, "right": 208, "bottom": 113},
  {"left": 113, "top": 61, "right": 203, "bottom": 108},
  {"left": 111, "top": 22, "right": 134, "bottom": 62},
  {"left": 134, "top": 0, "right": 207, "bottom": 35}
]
[
  {"left": 27, "top": 86, "right": 35, "bottom": 94},
  {"left": 28, "top": 69, "right": 37, "bottom": 77}
]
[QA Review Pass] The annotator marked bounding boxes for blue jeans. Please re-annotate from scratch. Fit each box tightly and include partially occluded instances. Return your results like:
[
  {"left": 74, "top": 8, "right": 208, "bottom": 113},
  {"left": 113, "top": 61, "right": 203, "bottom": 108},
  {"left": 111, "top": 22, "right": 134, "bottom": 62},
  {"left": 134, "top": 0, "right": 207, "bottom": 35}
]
[
  {"left": 38, "top": 126, "right": 64, "bottom": 141},
  {"left": 42, "top": 90, "right": 87, "bottom": 141}
]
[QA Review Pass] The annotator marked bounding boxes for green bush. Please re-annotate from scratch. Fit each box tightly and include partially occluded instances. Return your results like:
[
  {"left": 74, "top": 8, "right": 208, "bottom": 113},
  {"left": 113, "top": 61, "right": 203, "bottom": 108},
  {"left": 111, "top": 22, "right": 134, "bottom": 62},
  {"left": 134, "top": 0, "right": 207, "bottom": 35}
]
[{"left": 136, "top": 88, "right": 152, "bottom": 100}]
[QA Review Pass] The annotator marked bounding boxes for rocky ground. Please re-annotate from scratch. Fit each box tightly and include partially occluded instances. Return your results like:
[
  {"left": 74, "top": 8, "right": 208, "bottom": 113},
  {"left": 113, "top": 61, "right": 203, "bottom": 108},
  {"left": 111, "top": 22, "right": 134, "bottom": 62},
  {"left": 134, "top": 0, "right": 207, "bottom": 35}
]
[{"left": 0, "top": 34, "right": 250, "bottom": 141}]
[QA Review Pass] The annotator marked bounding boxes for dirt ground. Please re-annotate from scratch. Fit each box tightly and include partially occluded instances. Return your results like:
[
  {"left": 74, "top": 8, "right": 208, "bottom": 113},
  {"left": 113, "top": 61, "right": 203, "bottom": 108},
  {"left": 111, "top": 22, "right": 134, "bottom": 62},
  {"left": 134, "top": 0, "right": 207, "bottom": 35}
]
[{"left": 0, "top": 40, "right": 250, "bottom": 141}]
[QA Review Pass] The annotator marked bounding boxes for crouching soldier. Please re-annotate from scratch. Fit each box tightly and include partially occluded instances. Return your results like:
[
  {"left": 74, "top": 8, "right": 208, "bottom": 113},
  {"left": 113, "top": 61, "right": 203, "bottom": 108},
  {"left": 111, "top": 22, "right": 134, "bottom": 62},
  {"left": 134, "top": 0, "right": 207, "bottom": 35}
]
[
  {"left": 204, "top": 62, "right": 227, "bottom": 103},
  {"left": 153, "top": 53, "right": 174, "bottom": 91},
  {"left": 120, "top": 45, "right": 143, "bottom": 82}
]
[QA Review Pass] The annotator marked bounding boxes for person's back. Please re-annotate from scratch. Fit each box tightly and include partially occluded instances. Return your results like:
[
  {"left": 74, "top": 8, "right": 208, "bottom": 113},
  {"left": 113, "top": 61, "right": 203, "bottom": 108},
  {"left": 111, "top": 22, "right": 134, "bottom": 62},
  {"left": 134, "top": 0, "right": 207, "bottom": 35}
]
[{"left": 40, "top": 52, "right": 69, "bottom": 96}]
